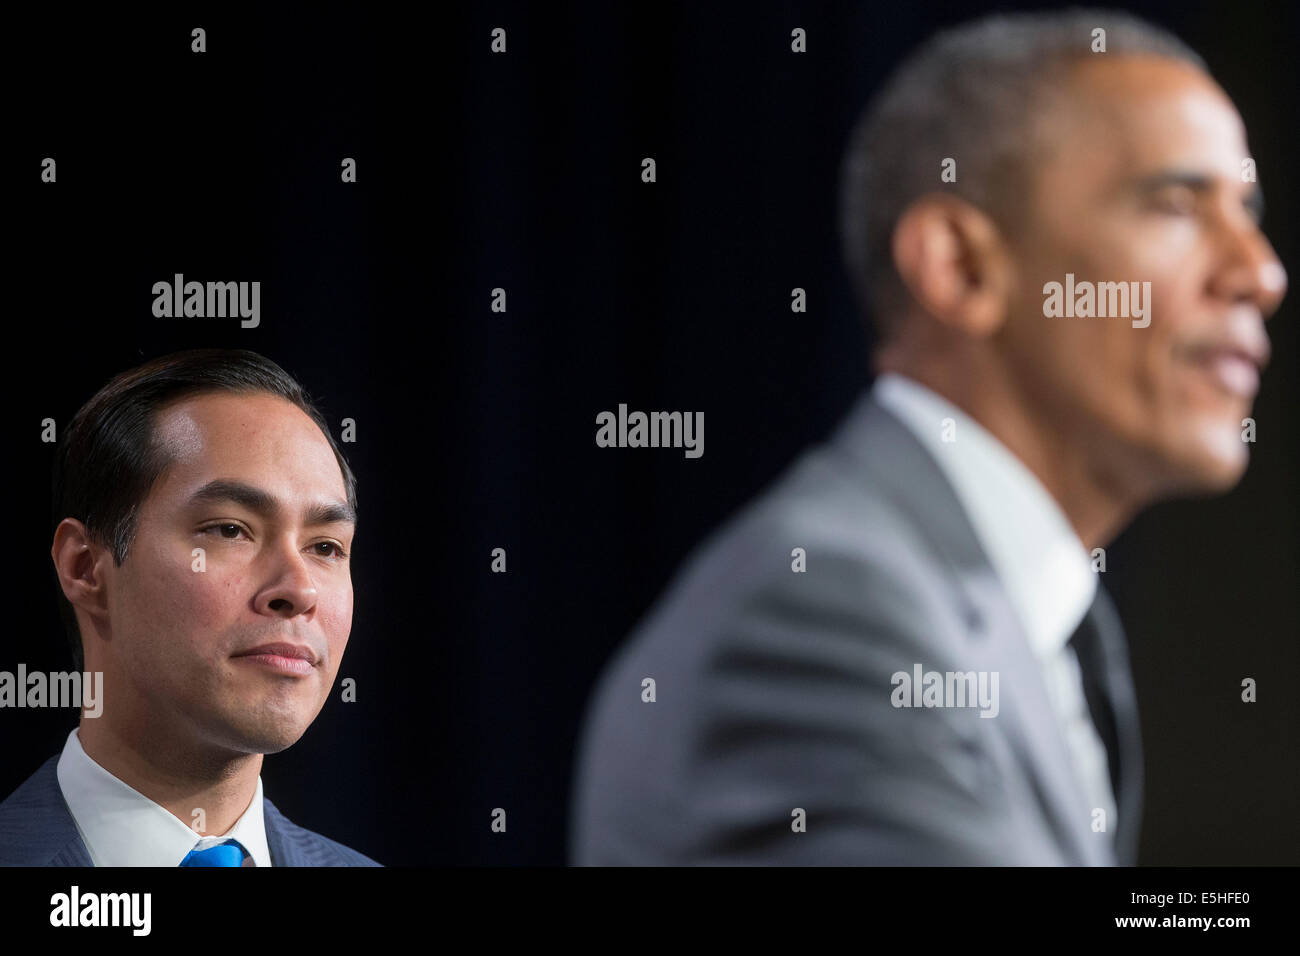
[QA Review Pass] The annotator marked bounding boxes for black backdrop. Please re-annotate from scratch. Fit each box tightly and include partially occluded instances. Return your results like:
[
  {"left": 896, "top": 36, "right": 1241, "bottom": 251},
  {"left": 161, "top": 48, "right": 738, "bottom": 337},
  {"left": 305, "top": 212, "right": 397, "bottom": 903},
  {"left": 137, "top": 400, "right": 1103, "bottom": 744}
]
[{"left": 6, "top": 1, "right": 1297, "bottom": 865}]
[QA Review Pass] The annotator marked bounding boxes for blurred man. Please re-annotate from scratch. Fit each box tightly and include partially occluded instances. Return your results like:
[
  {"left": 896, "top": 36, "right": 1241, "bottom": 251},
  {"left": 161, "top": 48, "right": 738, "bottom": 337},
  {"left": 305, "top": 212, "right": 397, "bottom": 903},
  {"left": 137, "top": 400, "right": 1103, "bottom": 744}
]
[
  {"left": 572, "top": 10, "right": 1285, "bottom": 864},
  {"left": 0, "top": 349, "right": 379, "bottom": 866}
]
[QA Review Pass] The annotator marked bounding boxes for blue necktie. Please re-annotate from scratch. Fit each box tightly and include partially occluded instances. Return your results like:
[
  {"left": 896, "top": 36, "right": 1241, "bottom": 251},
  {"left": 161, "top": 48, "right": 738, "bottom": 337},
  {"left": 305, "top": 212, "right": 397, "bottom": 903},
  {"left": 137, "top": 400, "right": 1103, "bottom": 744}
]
[{"left": 179, "top": 839, "right": 249, "bottom": 867}]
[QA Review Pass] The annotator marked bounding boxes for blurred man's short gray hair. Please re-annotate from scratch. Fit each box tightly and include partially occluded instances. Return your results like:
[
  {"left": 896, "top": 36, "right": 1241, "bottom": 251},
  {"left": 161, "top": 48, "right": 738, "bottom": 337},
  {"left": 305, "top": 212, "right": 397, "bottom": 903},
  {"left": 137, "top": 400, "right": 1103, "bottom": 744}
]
[{"left": 838, "top": 8, "right": 1207, "bottom": 340}]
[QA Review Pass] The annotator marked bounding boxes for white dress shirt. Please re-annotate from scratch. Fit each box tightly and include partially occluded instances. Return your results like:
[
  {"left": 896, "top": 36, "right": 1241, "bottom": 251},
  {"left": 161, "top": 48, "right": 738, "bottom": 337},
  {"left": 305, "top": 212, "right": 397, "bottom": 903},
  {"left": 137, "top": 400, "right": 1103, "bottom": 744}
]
[
  {"left": 873, "top": 372, "right": 1118, "bottom": 836},
  {"left": 55, "top": 727, "right": 273, "bottom": 867}
]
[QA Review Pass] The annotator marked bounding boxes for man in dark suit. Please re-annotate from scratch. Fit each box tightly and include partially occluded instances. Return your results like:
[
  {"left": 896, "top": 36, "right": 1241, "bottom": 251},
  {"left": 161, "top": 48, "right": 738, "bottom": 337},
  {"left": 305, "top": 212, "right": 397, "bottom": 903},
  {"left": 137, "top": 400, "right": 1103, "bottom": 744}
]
[
  {"left": 571, "top": 10, "right": 1286, "bottom": 864},
  {"left": 0, "top": 348, "right": 378, "bottom": 866}
]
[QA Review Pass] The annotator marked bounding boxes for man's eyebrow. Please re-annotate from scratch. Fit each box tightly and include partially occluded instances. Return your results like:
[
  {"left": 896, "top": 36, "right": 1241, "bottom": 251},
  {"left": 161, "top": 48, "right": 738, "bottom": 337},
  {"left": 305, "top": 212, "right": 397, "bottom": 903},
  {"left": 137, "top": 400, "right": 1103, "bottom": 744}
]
[
  {"left": 186, "top": 479, "right": 356, "bottom": 527},
  {"left": 1131, "top": 170, "right": 1265, "bottom": 221}
]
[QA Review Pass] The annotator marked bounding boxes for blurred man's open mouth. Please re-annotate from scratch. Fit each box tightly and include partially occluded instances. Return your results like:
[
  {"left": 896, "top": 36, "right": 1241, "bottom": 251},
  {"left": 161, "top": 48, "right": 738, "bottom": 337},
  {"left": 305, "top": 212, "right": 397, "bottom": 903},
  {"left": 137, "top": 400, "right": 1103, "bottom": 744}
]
[
  {"left": 1178, "top": 327, "right": 1269, "bottom": 400},
  {"left": 1191, "top": 348, "right": 1261, "bottom": 398}
]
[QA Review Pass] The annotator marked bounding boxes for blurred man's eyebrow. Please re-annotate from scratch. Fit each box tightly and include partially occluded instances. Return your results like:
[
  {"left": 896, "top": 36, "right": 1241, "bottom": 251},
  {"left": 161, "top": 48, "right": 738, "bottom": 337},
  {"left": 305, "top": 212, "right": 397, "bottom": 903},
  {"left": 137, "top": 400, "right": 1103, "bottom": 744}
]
[
  {"left": 1131, "top": 170, "right": 1265, "bottom": 220},
  {"left": 187, "top": 479, "right": 356, "bottom": 526}
]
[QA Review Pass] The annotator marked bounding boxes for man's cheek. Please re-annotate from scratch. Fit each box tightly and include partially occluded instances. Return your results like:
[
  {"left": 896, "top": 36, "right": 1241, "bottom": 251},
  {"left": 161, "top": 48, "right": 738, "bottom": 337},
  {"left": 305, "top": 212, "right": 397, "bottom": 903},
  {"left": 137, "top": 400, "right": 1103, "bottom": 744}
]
[
  {"left": 171, "top": 565, "right": 245, "bottom": 634},
  {"left": 1144, "top": 287, "right": 1196, "bottom": 404},
  {"left": 319, "top": 593, "right": 353, "bottom": 662}
]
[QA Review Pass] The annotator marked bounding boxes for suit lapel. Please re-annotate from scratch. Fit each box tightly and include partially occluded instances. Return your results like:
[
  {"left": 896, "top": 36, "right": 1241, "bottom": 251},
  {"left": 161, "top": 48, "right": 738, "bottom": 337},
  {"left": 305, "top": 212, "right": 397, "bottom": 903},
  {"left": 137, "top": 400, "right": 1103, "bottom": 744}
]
[
  {"left": 965, "top": 569, "right": 1113, "bottom": 864},
  {"left": 1, "top": 755, "right": 95, "bottom": 866},
  {"left": 263, "top": 798, "right": 303, "bottom": 866},
  {"left": 832, "top": 393, "right": 1117, "bottom": 864},
  {"left": 48, "top": 837, "right": 94, "bottom": 866}
]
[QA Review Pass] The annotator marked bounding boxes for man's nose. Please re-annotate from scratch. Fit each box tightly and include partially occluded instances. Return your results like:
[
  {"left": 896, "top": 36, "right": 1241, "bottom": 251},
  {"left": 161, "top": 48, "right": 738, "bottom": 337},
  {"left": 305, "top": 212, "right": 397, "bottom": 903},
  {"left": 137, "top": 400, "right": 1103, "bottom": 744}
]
[
  {"left": 259, "top": 544, "right": 318, "bottom": 617},
  {"left": 1211, "top": 219, "right": 1288, "bottom": 319}
]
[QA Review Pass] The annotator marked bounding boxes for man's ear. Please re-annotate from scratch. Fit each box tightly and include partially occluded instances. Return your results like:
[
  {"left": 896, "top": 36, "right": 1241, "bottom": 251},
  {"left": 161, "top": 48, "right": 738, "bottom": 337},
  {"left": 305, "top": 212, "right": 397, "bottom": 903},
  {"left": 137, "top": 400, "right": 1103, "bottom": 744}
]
[
  {"left": 890, "top": 194, "right": 1015, "bottom": 337},
  {"left": 51, "top": 518, "right": 112, "bottom": 626}
]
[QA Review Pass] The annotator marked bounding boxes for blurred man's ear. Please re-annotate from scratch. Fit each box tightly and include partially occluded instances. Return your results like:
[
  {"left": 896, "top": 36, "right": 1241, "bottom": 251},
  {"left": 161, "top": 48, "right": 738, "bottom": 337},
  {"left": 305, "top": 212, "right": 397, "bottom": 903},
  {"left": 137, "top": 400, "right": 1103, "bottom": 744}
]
[
  {"left": 891, "top": 194, "right": 1016, "bottom": 338},
  {"left": 51, "top": 518, "right": 112, "bottom": 629}
]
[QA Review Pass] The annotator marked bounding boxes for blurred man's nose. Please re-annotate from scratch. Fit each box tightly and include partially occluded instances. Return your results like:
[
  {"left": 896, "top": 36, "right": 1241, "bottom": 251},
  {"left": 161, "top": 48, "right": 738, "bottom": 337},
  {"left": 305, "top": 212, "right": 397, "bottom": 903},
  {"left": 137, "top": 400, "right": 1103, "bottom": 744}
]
[{"left": 1210, "top": 214, "right": 1288, "bottom": 319}]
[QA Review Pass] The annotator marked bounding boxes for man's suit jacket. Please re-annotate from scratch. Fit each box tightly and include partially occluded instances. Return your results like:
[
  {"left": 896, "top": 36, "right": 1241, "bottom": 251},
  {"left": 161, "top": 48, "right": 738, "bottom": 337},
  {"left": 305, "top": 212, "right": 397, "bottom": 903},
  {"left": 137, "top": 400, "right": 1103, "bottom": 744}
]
[
  {"left": 571, "top": 390, "right": 1143, "bottom": 865},
  {"left": 0, "top": 754, "right": 381, "bottom": 866}
]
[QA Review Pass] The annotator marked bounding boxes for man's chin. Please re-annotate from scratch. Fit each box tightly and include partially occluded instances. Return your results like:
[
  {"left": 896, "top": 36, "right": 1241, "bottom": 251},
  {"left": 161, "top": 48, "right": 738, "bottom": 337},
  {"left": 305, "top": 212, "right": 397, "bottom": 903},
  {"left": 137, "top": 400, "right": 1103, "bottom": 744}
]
[
  {"left": 205, "top": 711, "right": 313, "bottom": 756},
  {"left": 222, "top": 732, "right": 306, "bottom": 757},
  {"left": 1160, "top": 426, "right": 1252, "bottom": 496}
]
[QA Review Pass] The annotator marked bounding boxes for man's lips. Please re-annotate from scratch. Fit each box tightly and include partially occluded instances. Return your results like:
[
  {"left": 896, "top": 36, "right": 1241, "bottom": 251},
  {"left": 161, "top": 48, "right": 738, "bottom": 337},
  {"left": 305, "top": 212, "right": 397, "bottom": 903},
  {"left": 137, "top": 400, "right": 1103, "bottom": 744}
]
[
  {"left": 232, "top": 642, "right": 320, "bottom": 675},
  {"left": 1191, "top": 350, "right": 1260, "bottom": 398},
  {"left": 1180, "top": 331, "right": 1270, "bottom": 400}
]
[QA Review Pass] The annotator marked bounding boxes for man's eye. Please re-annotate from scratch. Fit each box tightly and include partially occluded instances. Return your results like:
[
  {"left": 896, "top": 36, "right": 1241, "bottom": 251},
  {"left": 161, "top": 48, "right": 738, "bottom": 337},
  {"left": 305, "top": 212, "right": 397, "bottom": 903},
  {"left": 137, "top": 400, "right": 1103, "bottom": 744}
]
[
  {"left": 202, "top": 523, "right": 247, "bottom": 540},
  {"left": 313, "top": 542, "right": 348, "bottom": 559},
  {"left": 1150, "top": 188, "right": 1198, "bottom": 215}
]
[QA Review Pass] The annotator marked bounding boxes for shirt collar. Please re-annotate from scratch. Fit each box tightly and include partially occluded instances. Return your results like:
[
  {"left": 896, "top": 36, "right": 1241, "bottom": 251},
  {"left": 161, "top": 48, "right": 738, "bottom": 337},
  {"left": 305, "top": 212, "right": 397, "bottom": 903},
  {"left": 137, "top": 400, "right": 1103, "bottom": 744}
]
[
  {"left": 872, "top": 372, "right": 1097, "bottom": 658},
  {"left": 55, "top": 727, "right": 273, "bottom": 867}
]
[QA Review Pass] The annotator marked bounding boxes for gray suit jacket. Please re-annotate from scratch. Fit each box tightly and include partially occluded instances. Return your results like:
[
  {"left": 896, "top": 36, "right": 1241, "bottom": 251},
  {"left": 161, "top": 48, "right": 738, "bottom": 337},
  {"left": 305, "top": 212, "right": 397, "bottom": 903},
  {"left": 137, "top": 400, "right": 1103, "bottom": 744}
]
[
  {"left": 0, "top": 754, "right": 381, "bottom": 866},
  {"left": 571, "top": 390, "right": 1143, "bottom": 865}
]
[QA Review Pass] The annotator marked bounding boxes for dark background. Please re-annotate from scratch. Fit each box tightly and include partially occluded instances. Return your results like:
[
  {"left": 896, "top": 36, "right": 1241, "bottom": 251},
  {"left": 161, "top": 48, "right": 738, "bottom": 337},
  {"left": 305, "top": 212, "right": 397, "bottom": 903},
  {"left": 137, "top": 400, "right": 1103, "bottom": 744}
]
[{"left": 5, "top": 1, "right": 1296, "bottom": 865}]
